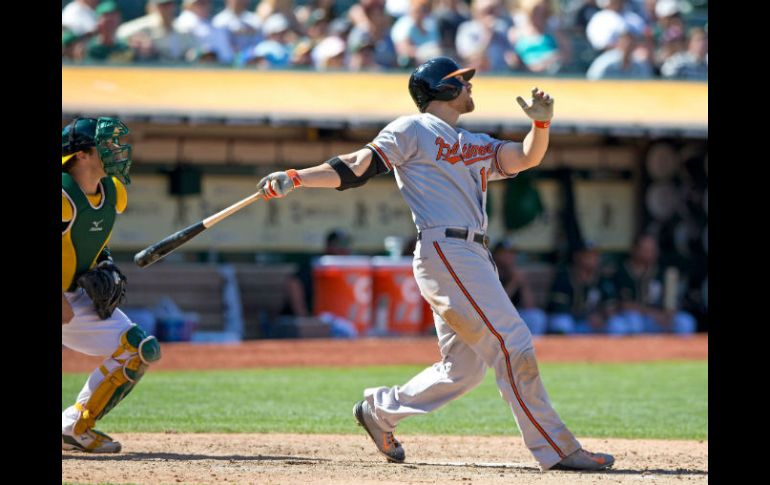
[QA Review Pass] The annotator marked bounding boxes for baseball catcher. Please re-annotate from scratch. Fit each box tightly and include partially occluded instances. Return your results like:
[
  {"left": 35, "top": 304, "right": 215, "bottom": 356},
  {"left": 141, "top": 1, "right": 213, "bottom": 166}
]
[{"left": 62, "top": 117, "right": 161, "bottom": 453}]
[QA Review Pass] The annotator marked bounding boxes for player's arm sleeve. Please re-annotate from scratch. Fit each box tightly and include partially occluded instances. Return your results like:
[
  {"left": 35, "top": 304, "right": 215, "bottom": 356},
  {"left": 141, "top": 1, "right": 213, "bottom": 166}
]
[
  {"left": 366, "top": 116, "right": 417, "bottom": 170},
  {"left": 477, "top": 133, "right": 519, "bottom": 181},
  {"left": 113, "top": 177, "right": 128, "bottom": 214}
]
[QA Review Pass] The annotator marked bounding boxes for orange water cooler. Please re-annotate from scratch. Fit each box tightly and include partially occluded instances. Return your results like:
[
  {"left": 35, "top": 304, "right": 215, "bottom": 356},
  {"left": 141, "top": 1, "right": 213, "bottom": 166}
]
[
  {"left": 312, "top": 256, "right": 373, "bottom": 335},
  {"left": 371, "top": 257, "right": 432, "bottom": 335}
]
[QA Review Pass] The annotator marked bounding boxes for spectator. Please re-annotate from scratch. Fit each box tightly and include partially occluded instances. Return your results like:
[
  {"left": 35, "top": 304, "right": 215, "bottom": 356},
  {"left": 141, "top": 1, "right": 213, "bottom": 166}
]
[
  {"left": 174, "top": 0, "right": 235, "bottom": 64},
  {"left": 116, "top": 0, "right": 199, "bottom": 63},
  {"left": 246, "top": 13, "right": 293, "bottom": 67},
  {"left": 390, "top": 0, "right": 442, "bottom": 68},
  {"left": 455, "top": 0, "right": 518, "bottom": 72},
  {"left": 585, "top": 0, "right": 647, "bottom": 52},
  {"left": 312, "top": 35, "right": 348, "bottom": 69},
  {"left": 295, "top": 0, "right": 338, "bottom": 26},
  {"left": 509, "top": 0, "right": 571, "bottom": 74},
  {"left": 433, "top": 0, "right": 470, "bottom": 58},
  {"left": 62, "top": 29, "right": 90, "bottom": 62},
  {"left": 347, "top": 0, "right": 398, "bottom": 68},
  {"left": 630, "top": 0, "right": 657, "bottom": 24},
  {"left": 573, "top": 0, "right": 600, "bottom": 32},
  {"left": 651, "top": 0, "right": 687, "bottom": 71},
  {"left": 347, "top": 30, "right": 380, "bottom": 70},
  {"left": 660, "top": 26, "right": 707, "bottom": 80},
  {"left": 401, "top": 235, "right": 418, "bottom": 257},
  {"left": 348, "top": 0, "right": 391, "bottom": 35},
  {"left": 547, "top": 241, "right": 622, "bottom": 334},
  {"left": 85, "top": 1, "right": 134, "bottom": 63},
  {"left": 213, "top": 0, "right": 264, "bottom": 58},
  {"left": 385, "top": 0, "right": 411, "bottom": 18},
  {"left": 187, "top": 43, "right": 221, "bottom": 63},
  {"left": 325, "top": 229, "right": 353, "bottom": 255},
  {"left": 62, "top": 0, "right": 99, "bottom": 36},
  {"left": 611, "top": 233, "right": 697, "bottom": 334},
  {"left": 289, "top": 8, "right": 332, "bottom": 67},
  {"left": 586, "top": 30, "right": 652, "bottom": 79},
  {"left": 255, "top": 0, "right": 303, "bottom": 36},
  {"left": 492, "top": 240, "right": 547, "bottom": 336}
]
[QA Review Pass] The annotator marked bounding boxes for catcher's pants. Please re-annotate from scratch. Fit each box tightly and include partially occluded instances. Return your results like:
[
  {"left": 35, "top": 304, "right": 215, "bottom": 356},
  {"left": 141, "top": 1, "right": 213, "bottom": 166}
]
[
  {"left": 62, "top": 288, "right": 134, "bottom": 435},
  {"left": 364, "top": 229, "right": 581, "bottom": 469}
]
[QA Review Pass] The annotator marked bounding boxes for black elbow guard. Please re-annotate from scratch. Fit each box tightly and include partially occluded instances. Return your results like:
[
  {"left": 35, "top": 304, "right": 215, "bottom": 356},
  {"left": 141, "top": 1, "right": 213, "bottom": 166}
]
[{"left": 326, "top": 150, "right": 390, "bottom": 191}]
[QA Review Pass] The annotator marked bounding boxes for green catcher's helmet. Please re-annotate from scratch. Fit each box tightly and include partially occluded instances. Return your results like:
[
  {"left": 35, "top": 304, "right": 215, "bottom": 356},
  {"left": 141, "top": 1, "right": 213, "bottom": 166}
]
[{"left": 62, "top": 117, "right": 133, "bottom": 185}]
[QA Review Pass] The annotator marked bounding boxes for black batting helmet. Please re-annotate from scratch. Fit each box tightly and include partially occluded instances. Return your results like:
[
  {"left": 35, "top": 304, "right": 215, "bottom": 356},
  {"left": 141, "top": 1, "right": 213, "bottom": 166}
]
[{"left": 408, "top": 57, "right": 475, "bottom": 112}]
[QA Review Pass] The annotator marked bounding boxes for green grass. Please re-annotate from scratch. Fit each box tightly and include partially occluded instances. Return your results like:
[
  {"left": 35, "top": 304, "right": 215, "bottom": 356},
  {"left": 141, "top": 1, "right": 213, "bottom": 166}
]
[{"left": 63, "top": 361, "right": 707, "bottom": 440}]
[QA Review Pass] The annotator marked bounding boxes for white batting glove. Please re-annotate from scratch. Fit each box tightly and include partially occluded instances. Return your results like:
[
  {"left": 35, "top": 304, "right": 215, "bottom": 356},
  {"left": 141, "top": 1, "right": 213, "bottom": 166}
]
[
  {"left": 257, "top": 171, "right": 295, "bottom": 200},
  {"left": 516, "top": 87, "right": 554, "bottom": 122}
]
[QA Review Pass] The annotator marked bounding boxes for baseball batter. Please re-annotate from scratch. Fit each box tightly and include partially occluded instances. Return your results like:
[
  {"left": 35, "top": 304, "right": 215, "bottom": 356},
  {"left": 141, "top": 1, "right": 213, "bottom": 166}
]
[
  {"left": 256, "top": 57, "right": 614, "bottom": 471},
  {"left": 62, "top": 117, "right": 161, "bottom": 453}
]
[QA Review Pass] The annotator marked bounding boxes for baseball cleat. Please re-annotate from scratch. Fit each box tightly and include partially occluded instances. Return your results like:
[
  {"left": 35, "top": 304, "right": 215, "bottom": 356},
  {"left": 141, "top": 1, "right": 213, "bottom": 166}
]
[
  {"left": 62, "top": 429, "right": 122, "bottom": 453},
  {"left": 549, "top": 448, "right": 614, "bottom": 471},
  {"left": 353, "top": 399, "right": 405, "bottom": 463}
]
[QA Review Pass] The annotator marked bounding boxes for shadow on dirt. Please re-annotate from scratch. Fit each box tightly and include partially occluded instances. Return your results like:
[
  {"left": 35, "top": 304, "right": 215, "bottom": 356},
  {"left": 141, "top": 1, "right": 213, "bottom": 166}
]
[{"left": 62, "top": 452, "right": 331, "bottom": 464}]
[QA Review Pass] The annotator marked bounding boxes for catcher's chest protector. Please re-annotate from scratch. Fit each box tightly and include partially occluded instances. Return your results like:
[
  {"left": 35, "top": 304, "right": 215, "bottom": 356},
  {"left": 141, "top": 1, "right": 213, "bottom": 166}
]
[{"left": 62, "top": 173, "right": 118, "bottom": 291}]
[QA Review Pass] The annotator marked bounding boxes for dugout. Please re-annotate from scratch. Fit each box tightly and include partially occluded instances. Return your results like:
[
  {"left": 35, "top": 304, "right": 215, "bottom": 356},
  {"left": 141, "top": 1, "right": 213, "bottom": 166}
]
[{"left": 62, "top": 66, "right": 708, "bottom": 334}]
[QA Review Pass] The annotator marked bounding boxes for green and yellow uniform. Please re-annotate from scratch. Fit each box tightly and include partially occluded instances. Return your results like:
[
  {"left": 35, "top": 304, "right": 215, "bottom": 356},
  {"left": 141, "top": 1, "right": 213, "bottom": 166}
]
[{"left": 62, "top": 173, "right": 127, "bottom": 292}]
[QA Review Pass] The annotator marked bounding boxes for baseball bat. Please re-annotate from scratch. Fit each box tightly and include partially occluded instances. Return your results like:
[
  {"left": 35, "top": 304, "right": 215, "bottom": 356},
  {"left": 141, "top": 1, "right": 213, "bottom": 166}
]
[{"left": 134, "top": 189, "right": 264, "bottom": 268}]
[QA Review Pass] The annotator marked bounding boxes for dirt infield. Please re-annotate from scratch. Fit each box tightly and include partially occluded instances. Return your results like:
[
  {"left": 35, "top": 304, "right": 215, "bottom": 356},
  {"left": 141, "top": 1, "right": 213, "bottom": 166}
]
[
  {"left": 62, "top": 434, "right": 707, "bottom": 485},
  {"left": 62, "top": 334, "right": 708, "bottom": 372},
  {"left": 62, "top": 335, "right": 708, "bottom": 484}
]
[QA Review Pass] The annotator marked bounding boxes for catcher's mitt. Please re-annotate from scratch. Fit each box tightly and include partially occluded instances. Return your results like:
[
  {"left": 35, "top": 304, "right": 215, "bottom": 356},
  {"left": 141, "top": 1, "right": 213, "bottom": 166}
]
[{"left": 77, "top": 261, "right": 127, "bottom": 320}]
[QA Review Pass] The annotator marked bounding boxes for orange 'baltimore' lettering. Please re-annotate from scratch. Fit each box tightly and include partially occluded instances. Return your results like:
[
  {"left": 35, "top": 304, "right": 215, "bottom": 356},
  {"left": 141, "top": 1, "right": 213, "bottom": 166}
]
[{"left": 435, "top": 137, "right": 495, "bottom": 166}]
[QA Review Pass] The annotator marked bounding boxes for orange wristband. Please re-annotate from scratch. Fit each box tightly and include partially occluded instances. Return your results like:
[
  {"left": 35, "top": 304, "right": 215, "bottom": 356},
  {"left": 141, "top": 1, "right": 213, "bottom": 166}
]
[
  {"left": 534, "top": 120, "right": 551, "bottom": 129},
  {"left": 286, "top": 169, "right": 302, "bottom": 188}
]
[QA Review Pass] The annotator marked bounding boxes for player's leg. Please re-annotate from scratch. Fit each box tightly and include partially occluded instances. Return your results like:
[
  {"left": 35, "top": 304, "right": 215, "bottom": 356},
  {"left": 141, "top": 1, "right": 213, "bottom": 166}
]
[
  {"left": 364, "top": 312, "right": 487, "bottom": 429},
  {"left": 425, "top": 240, "right": 587, "bottom": 470},
  {"left": 62, "top": 289, "right": 161, "bottom": 453},
  {"left": 356, "top": 310, "right": 487, "bottom": 462}
]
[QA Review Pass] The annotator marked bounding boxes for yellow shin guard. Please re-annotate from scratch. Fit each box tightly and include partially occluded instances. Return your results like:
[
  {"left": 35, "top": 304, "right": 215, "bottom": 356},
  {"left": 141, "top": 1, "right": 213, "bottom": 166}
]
[{"left": 73, "top": 325, "right": 161, "bottom": 435}]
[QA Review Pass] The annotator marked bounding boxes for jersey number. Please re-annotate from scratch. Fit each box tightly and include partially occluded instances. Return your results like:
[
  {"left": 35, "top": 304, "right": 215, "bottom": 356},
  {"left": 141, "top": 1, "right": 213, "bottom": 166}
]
[{"left": 480, "top": 167, "right": 490, "bottom": 192}]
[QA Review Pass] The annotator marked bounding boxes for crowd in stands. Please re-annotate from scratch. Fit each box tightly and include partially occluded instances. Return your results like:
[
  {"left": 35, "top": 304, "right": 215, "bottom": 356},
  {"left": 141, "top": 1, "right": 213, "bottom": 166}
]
[
  {"left": 491, "top": 233, "right": 703, "bottom": 335},
  {"left": 63, "top": 0, "right": 707, "bottom": 79}
]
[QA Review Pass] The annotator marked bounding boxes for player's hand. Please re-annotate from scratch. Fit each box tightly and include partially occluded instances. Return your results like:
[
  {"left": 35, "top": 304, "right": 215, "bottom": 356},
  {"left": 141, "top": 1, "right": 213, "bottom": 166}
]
[
  {"left": 257, "top": 171, "right": 295, "bottom": 200},
  {"left": 516, "top": 87, "right": 554, "bottom": 122}
]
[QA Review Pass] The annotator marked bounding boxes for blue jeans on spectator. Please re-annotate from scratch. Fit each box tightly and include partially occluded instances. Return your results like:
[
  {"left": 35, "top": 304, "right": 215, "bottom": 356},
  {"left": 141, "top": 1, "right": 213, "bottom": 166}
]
[
  {"left": 519, "top": 307, "right": 547, "bottom": 336},
  {"left": 612, "top": 310, "right": 696, "bottom": 335},
  {"left": 548, "top": 313, "right": 627, "bottom": 335}
]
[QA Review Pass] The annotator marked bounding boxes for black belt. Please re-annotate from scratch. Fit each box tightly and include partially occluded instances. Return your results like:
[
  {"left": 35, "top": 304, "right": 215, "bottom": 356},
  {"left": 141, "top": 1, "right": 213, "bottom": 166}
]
[{"left": 418, "top": 228, "right": 490, "bottom": 248}]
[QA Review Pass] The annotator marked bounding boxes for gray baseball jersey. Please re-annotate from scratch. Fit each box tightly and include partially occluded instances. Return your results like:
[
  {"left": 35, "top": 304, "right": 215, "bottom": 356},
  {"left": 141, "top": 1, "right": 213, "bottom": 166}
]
[
  {"left": 367, "top": 113, "right": 516, "bottom": 232},
  {"left": 361, "top": 112, "right": 582, "bottom": 469}
]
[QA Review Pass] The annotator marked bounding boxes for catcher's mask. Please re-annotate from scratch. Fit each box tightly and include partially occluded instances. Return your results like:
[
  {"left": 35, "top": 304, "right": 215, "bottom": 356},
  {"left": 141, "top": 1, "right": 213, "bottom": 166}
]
[
  {"left": 62, "top": 117, "right": 133, "bottom": 185},
  {"left": 408, "top": 56, "right": 475, "bottom": 113}
]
